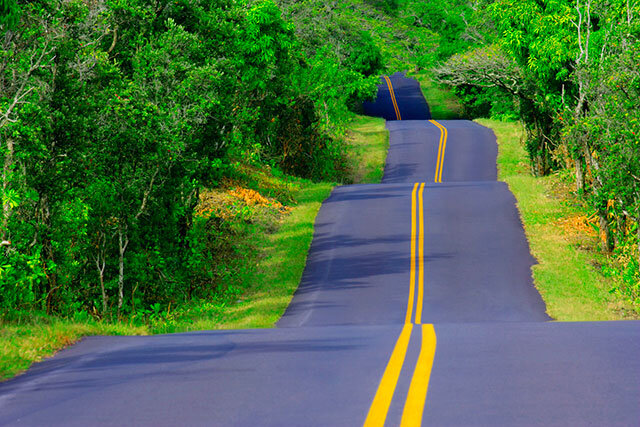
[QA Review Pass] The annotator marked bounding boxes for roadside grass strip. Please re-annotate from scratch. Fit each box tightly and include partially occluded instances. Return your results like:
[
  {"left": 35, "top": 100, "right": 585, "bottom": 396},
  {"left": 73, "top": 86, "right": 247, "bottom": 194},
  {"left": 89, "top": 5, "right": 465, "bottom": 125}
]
[
  {"left": 407, "top": 72, "right": 464, "bottom": 120},
  {"left": 345, "top": 115, "right": 389, "bottom": 184},
  {"left": 365, "top": 182, "right": 437, "bottom": 427},
  {"left": 477, "top": 119, "right": 638, "bottom": 320}
]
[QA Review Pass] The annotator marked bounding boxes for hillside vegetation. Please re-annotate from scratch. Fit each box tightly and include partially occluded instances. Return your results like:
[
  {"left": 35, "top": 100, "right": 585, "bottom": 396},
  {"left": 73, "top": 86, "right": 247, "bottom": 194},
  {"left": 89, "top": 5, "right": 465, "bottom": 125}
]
[
  {"left": 0, "top": 0, "right": 388, "bottom": 321},
  {"left": 1, "top": 0, "right": 639, "bottom": 378}
]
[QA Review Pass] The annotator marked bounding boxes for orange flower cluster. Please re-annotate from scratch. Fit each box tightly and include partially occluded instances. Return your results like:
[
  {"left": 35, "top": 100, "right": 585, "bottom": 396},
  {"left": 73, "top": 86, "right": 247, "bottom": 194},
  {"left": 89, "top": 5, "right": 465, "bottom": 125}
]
[
  {"left": 195, "top": 190, "right": 235, "bottom": 219},
  {"left": 194, "top": 185, "right": 291, "bottom": 220},
  {"left": 228, "top": 187, "right": 284, "bottom": 210},
  {"left": 556, "top": 214, "right": 597, "bottom": 238}
]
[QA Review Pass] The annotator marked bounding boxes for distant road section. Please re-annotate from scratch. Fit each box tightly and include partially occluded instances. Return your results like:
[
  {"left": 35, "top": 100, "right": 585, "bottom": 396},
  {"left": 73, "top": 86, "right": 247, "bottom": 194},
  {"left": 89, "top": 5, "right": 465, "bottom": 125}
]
[
  {"left": 383, "top": 120, "right": 498, "bottom": 183},
  {"left": 363, "top": 72, "right": 431, "bottom": 121}
]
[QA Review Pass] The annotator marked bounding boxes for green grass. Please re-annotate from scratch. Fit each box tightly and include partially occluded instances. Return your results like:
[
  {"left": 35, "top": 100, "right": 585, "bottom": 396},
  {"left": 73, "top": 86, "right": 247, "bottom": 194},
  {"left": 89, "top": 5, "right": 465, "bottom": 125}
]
[
  {"left": 0, "top": 113, "right": 390, "bottom": 381},
  {"left": 345, "top": 115, "right": 389, "bottom": 184},
  {"left": 1, "top": 320, "right": 146, "bottom": 380},
  {"left": 478, "top": 119, "right": 637, "bottom": 321},
  {"left": 408, "top": 71, "right": 464, "bottom": 120},
  {"left": 217, "top": 181, "right": 334, "bottom": 328}
]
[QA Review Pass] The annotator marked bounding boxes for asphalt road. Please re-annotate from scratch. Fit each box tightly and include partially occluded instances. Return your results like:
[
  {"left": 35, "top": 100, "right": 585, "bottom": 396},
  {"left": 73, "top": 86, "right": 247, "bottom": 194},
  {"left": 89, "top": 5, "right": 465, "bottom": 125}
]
[
  {"left": 363, "top": 72, "right": 431, "bottom": 121},
  {"left": 1, "top": 73, "right": 638, "bottom": 426},
  {"left": 277, "top": 182, "right": 549, "bottom": 327},
  {"left": 1, "top": 323, "right": 637, "bottom": 426},
  {"left": 383, "top": 120, "right": 497, "bottom": 183}
]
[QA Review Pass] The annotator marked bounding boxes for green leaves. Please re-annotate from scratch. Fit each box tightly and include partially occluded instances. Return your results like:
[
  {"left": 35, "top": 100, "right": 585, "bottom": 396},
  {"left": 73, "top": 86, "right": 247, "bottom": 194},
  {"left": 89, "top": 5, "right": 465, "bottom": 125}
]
[
  {"left": 0, "top": 0, "right": 20, "bottom": 29},
  {"left": 1, "top": 0, "right": 374, "bottom": 318}
]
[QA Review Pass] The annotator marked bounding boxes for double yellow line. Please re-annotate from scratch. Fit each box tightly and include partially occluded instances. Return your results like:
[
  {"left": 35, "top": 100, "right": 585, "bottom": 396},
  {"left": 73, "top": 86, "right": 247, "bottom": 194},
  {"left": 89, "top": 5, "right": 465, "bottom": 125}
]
[
  {"left": 430, "top": 120, "right": 448, "bottom": 183},
  {"left": 383, "top": 76, "right": 402, "bottom": 121},
  {"left": 364, "top": 183, "right": 437, "bottom": 427}
]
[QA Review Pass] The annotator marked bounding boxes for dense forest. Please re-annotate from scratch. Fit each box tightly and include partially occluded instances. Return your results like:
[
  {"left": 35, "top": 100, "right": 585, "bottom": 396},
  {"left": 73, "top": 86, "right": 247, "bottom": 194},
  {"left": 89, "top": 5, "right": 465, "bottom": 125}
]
[{"left": 1, "top": 0, "right": 638, "bottom": 321}]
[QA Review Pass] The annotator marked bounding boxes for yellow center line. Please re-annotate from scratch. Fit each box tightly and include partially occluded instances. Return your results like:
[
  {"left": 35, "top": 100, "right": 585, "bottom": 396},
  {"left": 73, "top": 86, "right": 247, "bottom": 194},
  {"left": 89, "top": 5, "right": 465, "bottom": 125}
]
[
  {"left": 414, "top": 183, "right": 425, "bottom": 325},
  {"left": 438, "top": 125, "right": 448, "bottom": 183},
  {"left": 430, "top": 120, "right": 448, "bottom": 183},
  {"left": 363, "top": 323, "right": 414, "bottom": 427},
  {"left": 365, "top": 182, "right": 436, "bottom": 427},
  {"left": 400, "top": 325, "right": 438, "bottom": 427},
  {"left": 384, "top": 76, "right": 401, "bottom": 120},
  {"left": 432, "top": 122, "right": 444, "bottom": 183},
  {"left": 384, "top": 76, "right": 402, "bottom": 121},
  {"left": 405, "top": 183, "right": 419, "bottom": 324}
]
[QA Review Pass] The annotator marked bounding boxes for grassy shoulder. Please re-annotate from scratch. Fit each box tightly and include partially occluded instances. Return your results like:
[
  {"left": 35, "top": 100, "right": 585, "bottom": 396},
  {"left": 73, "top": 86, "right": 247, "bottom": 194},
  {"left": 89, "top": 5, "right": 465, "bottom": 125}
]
[
  {"left": 1, "top": 320, "right": 147, "bottom": 380},
  {"left": 345, "top": 115, "right": 388, "bottom": 184},
  {"left": 408, "top": 71, "right": 464, "bottom": 120},
  {"left": 478, "top": 119, "right": 638, "bottom": 321},
  {"left": 0, "top": 114, "right": 389, "bottom": 381}
]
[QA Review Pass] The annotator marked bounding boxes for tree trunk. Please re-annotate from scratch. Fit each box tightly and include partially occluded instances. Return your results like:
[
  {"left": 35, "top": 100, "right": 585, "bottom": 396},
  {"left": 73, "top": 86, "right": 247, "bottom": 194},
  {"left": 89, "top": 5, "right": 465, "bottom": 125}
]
[
  {"left": 598, "top": 210, "right": 613, "bottom": 252},
  {"left": 534, "top": 151, "right": 546, "bottom": 177},
  {"left": 615, "top": 212, "right": 625, "bottom": 247},
  {"left": 95, "top": 250, "right": 107, "bottom": 315},
  {"left": 117, "top": 224, "right": 128, "bottom": 316},
  {"left": 575, "top": 156, "right": 584, "bottom": 192},
  {"left": 39, "top": 194, "right": 58, "bottom": 314},
  {"left": 2, "top": 138, "right": 14, "bottom": 240}
]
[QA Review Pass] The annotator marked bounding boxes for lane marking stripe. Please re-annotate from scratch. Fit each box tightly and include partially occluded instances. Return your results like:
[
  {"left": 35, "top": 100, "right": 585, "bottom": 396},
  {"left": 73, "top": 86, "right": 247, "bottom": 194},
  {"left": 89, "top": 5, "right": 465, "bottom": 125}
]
[
  {"left": 405, "top": 183, "right": 419, "bottom": 324},
  {"left": 434, "top": 121, "right": 444, "bottom": 182},
  {"left": 384, "top": 76, "right": 402, "bottom": 121},
  {"left": 430, "top": 120, "right": 448, "bottom": 183},
  {"left": 433, "top": 124, "right": 442, "bottom": 182},
  {"left": 430, "top": 120, "right": 442, "bottom": 183},
  {"left": 364, "top": 182, "right": 436, "bottom": 427},
  {"left": 415, "top": 183, "right": 425, "bottom": 325},
  {"left": 363, "top": 324, "right": 414, "bottom": 427},
  {"left": 400, "top": 325, "right": 438, "bottom": 427},
  {"left": 438, "top": 124, "right": 448, "bottom": 183},
  {"left": 384, "top": 76, "right": 401, "bottom": 120}
]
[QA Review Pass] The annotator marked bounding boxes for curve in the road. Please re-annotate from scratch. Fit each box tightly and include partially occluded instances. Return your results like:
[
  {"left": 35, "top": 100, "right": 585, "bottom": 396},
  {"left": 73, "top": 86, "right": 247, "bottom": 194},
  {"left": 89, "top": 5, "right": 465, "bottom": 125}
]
[
  {"left": 363, "top": 72, "right": 431, "bottom": 121},
  {"left": 1, "top": 73, "right": 638, "bottom": 427}
]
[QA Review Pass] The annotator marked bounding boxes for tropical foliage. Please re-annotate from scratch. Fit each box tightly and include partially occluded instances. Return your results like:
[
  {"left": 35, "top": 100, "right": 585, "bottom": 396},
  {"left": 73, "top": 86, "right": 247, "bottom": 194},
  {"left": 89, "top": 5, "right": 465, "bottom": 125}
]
[
  {"left": 0, "top": 0, "right": 379, "bottom": 318},
  {"left": 432, "top": 0, "right": 640, "bottom": 308}
]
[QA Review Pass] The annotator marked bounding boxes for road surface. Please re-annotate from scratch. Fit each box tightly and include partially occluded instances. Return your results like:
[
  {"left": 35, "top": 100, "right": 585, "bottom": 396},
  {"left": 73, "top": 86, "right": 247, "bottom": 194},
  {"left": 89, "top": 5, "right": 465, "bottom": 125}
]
[{"left": 1, "top": 73, "right": 638, "bottom": 426}]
